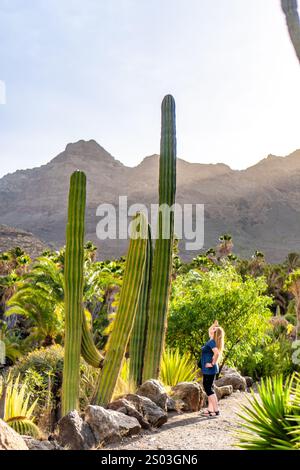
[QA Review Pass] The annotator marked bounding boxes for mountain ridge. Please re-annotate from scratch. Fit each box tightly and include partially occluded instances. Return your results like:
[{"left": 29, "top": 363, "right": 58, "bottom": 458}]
[{"left": 1, "top": 140, "right": 300, "bottom": 262}]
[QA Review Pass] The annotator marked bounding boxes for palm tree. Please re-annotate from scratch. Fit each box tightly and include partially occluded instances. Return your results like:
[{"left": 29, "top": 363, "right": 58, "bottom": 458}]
[
  {"left": 6, "top": 257, "right": 65, "bottom": 346},
  {"left": 5, "top": 253, "right": 123, "bottom": 348},
  {"left": 284, "top": 252, "right": 300, "bottom": 273},
  {"left": 281, "top": 0, "right": 300, "bottom": 63},
  {"left": 217, "top": 234, "right": 233, "bottom": 259},
  {"left": 265, "top": 264, "right": 289, "bottom": 315}
]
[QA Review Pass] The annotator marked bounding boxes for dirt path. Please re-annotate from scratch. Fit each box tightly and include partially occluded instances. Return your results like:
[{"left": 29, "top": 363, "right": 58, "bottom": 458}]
[{"left": 106, "top": 391, "right": 250, "bottom": 450}]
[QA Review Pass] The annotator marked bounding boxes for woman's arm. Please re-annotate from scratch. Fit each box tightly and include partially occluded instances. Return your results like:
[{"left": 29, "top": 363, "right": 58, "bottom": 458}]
[{"left": 205, "top": 347, "right": 219, "bottom": 368}]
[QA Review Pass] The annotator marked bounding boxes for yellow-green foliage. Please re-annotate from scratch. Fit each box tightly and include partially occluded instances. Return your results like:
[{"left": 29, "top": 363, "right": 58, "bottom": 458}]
[
  {"left": 0, "top": 373, "right": 40, "bottom": 438},
  {"left": 113, "top": 359, "right": 136, "bottom": 400},
  {"left": 237, "top": 373, "right": 300, "bottom": 450},
  {"left": 160, "top": 348, "right": 199, "bottom": 387}
]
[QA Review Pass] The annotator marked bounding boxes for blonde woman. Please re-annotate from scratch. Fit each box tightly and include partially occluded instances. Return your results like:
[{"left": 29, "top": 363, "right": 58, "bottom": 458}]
[{"left": 200, "top": 321, "right": 225, "bottom": 417}]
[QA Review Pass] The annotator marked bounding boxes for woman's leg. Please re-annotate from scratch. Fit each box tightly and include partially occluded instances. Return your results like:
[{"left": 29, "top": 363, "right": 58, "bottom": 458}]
[
  {"left": 202, "top": 375, "right": 215, "bottom": 412},
  {"left": 202, "top": 375, "right": 219, "bottom": 414},
  {"left": 210, "top": 393, "right": 219, "bottom": 412}
]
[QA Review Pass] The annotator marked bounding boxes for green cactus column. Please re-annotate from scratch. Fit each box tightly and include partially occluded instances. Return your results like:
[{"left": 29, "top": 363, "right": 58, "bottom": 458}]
[
  {"left": 142, "top": 95, "right": 177, "bottom": 381},
  {"left": 93, "top": 213, "right": 148, "bottom": 406},
  {"left": 62, "top": 171, "right": 86, "bottom": 416},
  {"left": 129, "top": 225, "right": 153, "bottom": 386}
]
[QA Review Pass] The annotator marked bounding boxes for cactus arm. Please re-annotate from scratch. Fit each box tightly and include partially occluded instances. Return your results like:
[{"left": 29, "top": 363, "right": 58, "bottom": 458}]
[
  {"left": 129, "top": 224, "right": 153, "bottom": 386},
  {"left": 281, "top": 0, "right": 300, "bottom": 63},
  {"left": 142, "top": 95, "right": 177, "bottom": 381},
  {"left": 93, "top": 213, "right": 148, "bottom": 406},
  {"left": 81, "top": 311, "right": 104, "bottom": 368},
  {"left": 62, "top": 171, "right": 86, "bottom": 416}
]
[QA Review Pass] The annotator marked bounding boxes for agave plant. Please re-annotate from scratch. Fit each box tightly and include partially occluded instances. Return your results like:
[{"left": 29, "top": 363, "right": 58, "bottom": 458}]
[
  {"left": 237, "top": 373, "right": 300, "bottom": 450},
  {"left": 0, "top": 373, "right": 40, "bottom": 438},
  {"left": 160, "top": 348, "right": 199, "bottom": 387}
]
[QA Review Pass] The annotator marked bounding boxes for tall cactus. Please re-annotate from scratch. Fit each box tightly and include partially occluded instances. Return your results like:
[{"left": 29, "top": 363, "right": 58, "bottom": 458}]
[
  {"left": 142, "top": 94, "right": 177, "bottom": 381},
  {"left": 93, "top": 213, "right": 148, "bottom": 406},
  {"left": 281, "top": 0, "right": 300, "bottom": 63},
  {"left": 129, "top": 225, "right": 153, "bottom": 386},
  {"left": 62, "top": 170, "right": 86, "bottom": 416}
]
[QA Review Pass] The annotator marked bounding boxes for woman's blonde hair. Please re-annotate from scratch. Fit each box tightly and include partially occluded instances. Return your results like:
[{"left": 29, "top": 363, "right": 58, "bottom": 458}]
[{"left": 211, "top": 320, "right": 225, "bottom": 360}]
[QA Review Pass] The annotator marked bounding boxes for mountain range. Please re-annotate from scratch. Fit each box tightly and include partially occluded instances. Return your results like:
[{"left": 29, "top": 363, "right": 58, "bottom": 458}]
[{"left": 1, "top": 139, "right": 300, "bottom": 262}]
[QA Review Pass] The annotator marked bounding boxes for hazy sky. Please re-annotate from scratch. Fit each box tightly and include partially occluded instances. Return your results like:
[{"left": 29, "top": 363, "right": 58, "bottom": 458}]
[{"left": 0, "top": 0, "right": 300, "bottom": 178}]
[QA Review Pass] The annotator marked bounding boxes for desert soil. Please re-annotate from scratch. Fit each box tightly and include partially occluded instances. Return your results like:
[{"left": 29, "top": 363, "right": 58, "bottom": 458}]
[{"left": 106, "top": 391, "right": 251, "bottom": 450}]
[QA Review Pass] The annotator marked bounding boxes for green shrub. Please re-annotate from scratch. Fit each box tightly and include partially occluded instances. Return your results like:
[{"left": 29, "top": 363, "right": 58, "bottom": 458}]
[
  {"left": 167, "top": 267, "right": 272, "bottom": 368},
  {"left": 11, "top": 345, "right": 64, "bottom": 425},
  {"left": 240, "top": 337, "right": 295, "bottom": 379},
  {"left": 11, "top": 345, "right": 104, "bottom": 425},
  {"left": 240, "top": 317, "right": 297, "bottom": 379}
]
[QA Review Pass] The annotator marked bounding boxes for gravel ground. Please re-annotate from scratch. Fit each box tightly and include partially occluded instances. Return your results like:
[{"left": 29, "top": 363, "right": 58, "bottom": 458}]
[{"left": 106, "top": 391, "right": 252, "bottom": 450}]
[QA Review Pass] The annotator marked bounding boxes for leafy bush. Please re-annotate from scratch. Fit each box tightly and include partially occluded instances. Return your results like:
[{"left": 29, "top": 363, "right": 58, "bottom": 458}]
[
  {"left": 237, "top": 373, "right": 300, "bottom": 449},
  {"left": 167, "top": 267, "right": 272, "bottom": 369},
  {"left": 240, "top": 336, "right": 295, "bottom": 379},
  {"left": 11, "top": 345, "right": 64, "bottom": 430},
  {"left": 160, "top": 348, "right": 199, "bottom": 387}
]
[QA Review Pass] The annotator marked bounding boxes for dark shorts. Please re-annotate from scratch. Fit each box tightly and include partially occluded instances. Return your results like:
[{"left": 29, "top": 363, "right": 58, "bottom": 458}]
[{"left": 203, "top": 374, "right": 216, "bottom": 396}]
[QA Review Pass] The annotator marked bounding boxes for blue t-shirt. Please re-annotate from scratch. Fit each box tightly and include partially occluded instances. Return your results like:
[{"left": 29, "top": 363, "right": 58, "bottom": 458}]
[{"left": 201, "top": 339, "right": 219, "bottom": 375}]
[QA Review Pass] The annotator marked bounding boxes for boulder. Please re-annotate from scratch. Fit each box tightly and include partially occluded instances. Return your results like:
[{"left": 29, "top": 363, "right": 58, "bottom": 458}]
[
  {"left": 23, "top": 436, "right": 63, "bottom": 450},
  {"left": 137, "top": 380, "right": 168, "bottom": 411},
  {"left": 171, "top": 382, "right": 203, "bottom": 412},
  {"left": 166, "top": 397, "right": 177, "bottom": 412},
  {"left": 57, "top": 410, "right": 96, "bottom": 450},
  {"left": 108, "top": 398, "right": 150, "bottom": 429},
  {"left": 0, "top": 419, "right": 28, "bottom": 450},
  {"left": 221, "top": 366, "right": 238, "bottom": 375},
  {"left": 244, "top": 376, "right": 254, "bottom": 388},
  {"left": 215, "top": 371, "right": 247, "bottom": 391},
  {"left": 214, "top": 384, "right": 233, "bottom": 400},
  {"left": 85, "top": 405, "right": 141, "bottom": 444},
  {"left": 124, "top": 394, "right": 168, "bottom": 427}
]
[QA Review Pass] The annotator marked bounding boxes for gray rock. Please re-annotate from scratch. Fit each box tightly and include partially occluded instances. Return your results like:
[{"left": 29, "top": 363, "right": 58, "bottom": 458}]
[
  {"left": 58, "top": 410, "right": 96, "bottom": 450},
  {"left": 85, "top": 405, "right": 141, "bottom": 444},
  {"left": 0, "top": 419, "right": 28, "bottom": 450},
  {"left": 166, "top": 397, "right": 177, "bottom": 412},
  {"left": 244, "top": 376, "right": 254, "bottom": 388},
  {"left": 23, "top": 436, "right": 63, "bottom": 450},
  {"left": 137, "top": 380, "right": 168, "bottom": 411},
  {"left": 214, "top": 384, "right": 233, "bottom": 400},
  {"left": 108, "top": 398, "right": 151, "bottom": 429},
  {"left": 171, "top": 382, "right": 203, "bottom": 412},
  {"left": 124, "top": 394, "right": 168, "bottom": 427},
  {"left": 215, "top": 371, "right": 247, "bottom": 391}
]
